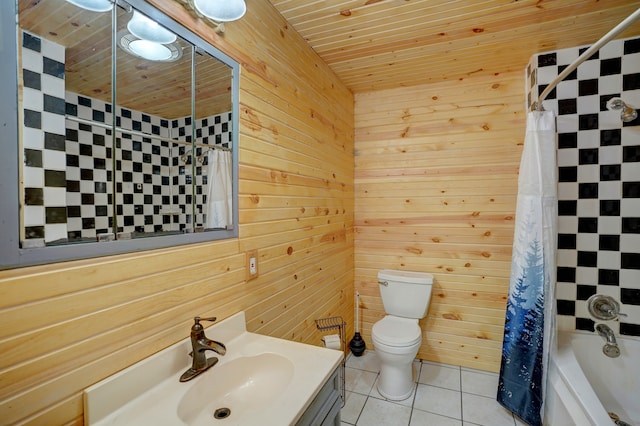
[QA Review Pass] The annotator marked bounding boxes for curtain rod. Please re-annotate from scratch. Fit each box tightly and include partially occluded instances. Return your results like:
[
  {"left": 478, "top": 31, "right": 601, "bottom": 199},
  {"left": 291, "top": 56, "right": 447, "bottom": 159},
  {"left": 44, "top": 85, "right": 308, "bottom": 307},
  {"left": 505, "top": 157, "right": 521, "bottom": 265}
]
[
  {"left": 533, "top": 7, "right": 640, "bottom": 111},
  {"left": 66, "top": 115, "right": 231, "bottom": 151}
]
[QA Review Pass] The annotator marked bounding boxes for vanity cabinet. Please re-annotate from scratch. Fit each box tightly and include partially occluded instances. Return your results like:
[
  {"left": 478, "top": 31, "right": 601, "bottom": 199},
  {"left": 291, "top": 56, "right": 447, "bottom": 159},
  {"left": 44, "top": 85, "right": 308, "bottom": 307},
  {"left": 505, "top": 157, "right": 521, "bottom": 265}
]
[{"left": 296, "top": 365, "right": 342, "bottom": 426}]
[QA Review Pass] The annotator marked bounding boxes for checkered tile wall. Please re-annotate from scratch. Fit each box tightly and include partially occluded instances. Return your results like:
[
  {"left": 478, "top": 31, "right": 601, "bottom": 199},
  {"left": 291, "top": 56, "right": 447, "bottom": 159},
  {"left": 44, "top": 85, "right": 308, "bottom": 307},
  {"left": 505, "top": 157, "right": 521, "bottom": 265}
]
[
  {"left": 22, "top": 31, "right": 68, "bottom": 244},
  {"left": 527, "top": 36, "right": 640, "bottom": 337},
  {"left": 21, "top": 32, "right": 233, "bottom": 246}
]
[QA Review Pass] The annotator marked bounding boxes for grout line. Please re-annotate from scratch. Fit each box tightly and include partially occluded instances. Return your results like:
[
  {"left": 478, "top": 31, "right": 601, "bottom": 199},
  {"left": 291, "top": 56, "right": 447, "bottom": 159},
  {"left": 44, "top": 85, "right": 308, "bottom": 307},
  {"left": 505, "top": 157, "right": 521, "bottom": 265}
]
[
  {"left": 459, "top": 363, "right": 464, "bottom": 423},
  {"left": 354, "top": 393, "right": 366, "bottom": 426},
  {"left": 406, "top": 361, "right": 423, "bottom": 425}
]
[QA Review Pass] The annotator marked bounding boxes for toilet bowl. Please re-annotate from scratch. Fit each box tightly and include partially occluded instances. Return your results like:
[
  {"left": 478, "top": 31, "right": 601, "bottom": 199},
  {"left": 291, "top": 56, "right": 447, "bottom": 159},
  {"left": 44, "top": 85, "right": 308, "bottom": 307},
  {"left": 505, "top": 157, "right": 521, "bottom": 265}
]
[
  {"left": 372, "top": 316, "right": 422, "bottom": 400},
  {"left": 371, "top": 269, "right": 433, "bottom": 400}
]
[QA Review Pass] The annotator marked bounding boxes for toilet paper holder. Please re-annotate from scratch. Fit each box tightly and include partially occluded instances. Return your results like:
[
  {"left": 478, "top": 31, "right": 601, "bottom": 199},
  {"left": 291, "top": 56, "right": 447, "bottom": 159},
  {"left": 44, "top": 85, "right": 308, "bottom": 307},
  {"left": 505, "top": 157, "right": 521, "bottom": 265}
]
[
  {"left": 315, "top": 316, "right": 346, "bottom": 407},
  {"left": 322, "top": 334, "right": 341, "bottom": 349}
]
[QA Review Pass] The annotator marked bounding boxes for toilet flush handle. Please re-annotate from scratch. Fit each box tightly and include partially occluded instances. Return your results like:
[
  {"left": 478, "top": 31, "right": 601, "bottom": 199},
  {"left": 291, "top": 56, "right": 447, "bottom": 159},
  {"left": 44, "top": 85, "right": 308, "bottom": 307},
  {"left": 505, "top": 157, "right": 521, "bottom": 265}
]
[{"left": 378, "top": 280, "right": 388, "bottom": 286}]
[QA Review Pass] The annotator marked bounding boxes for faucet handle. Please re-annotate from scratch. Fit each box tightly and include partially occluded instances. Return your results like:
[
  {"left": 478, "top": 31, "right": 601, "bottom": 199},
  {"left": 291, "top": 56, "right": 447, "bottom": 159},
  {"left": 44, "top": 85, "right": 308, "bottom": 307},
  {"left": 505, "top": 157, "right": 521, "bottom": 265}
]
[
  {"left": 587, "top": 294, "right": 626, "bottom": 321},
  {"left": 194, "top": 316, "right": 217, "bottom": 324},
  {"left": 191, "top": 316, "right": 217, "bottom": 332}
]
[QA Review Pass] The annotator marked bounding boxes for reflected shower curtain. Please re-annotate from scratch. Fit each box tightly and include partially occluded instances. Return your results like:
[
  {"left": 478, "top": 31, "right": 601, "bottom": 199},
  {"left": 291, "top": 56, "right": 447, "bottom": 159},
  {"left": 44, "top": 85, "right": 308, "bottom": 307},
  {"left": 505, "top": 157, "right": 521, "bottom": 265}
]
[
  {"left": 497, "top": 111, "right": 557, "bottom": 426},
  {"left": 206, "top": 149, "right": 232, "bottom": 229}
]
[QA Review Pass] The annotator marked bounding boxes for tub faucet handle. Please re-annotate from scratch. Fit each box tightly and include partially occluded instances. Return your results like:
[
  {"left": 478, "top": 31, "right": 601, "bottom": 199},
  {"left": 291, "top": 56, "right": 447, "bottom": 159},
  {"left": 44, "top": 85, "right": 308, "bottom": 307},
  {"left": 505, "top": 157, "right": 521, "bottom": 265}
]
[
  {"left": 587, "top": 294, "right": 626, "bottom": 321},
  {"left": 602, "top": 303, "right": 627, "bottom": 318}
]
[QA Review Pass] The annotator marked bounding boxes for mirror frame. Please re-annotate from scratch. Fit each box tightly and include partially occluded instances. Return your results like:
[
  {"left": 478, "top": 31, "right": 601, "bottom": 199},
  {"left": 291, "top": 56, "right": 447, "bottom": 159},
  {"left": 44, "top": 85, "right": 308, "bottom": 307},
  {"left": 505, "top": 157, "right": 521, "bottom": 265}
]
[{"left": 0, "top": 0, "right": 239, "bottom": 270}]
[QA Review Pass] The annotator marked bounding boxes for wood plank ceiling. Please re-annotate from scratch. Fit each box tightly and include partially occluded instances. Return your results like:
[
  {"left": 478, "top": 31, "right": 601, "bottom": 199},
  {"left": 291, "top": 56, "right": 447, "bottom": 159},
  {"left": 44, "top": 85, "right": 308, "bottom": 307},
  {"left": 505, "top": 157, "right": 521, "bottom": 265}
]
[
  {"left": 268, "top": 0, "right": 640, "bottom": 93},
  {"left": 18, "top": 1, "right": 640, "bottom": 113}
]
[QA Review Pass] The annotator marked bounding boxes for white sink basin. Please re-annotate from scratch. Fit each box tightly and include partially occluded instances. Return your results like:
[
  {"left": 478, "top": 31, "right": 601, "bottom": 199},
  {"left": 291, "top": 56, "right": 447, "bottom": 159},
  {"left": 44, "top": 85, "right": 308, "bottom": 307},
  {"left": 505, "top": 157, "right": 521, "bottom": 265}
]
[
  {"left": 84, "top": 312, "right": 342, "bottom": 425},
  {"left": 177, "top": 353, "right": 294, "bottom": 424}
]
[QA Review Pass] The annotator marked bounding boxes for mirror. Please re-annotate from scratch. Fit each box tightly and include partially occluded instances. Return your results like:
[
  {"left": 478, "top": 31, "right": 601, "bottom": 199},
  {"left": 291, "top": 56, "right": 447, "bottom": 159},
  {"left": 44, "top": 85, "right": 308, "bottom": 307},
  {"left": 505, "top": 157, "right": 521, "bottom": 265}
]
[{"left": 0, "top": 0, "right": 239, "bottom": 269}]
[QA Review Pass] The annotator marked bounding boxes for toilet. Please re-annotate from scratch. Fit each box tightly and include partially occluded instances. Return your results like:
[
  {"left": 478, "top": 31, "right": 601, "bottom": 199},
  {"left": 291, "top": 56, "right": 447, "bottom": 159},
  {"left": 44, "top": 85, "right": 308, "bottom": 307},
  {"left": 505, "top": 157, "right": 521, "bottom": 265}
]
[{"left": 371, "top": 269, "right": 434, "bottom": 400}]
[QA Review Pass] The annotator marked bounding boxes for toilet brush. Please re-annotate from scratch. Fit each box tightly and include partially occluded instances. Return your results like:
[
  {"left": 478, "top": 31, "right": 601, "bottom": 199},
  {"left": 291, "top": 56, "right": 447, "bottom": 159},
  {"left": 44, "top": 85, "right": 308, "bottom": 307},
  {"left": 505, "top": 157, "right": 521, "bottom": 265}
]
[{"left": 349, "top": 291, "right": 366, "bottom": 357}]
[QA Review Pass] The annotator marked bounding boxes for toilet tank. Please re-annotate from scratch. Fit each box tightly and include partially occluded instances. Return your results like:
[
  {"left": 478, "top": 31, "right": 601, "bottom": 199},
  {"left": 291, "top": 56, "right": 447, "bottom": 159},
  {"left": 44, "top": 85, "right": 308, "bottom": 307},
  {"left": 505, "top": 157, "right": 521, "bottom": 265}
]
[{"left": 378, "top": 269, "right": 434, "bottom": 319}]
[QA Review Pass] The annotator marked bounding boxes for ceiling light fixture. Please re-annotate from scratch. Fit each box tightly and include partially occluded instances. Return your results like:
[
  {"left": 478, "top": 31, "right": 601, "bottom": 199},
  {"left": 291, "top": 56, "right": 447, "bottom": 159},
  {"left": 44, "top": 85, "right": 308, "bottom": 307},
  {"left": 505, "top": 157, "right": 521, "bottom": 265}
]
[
  {"left": 127, "top": 10, "right": 177, "bottom": 45},
  {"left": 118, "top": 31, "right": 183, "bottom": 62},
  {"left": 192, "top": 0, "right": 246, "bottom": 22},
  {"left": 128, "top": 39, "right": 172, "bottom": 61},
  {"left": 65, "top": 0, "right": 113, "bottom": 12}
]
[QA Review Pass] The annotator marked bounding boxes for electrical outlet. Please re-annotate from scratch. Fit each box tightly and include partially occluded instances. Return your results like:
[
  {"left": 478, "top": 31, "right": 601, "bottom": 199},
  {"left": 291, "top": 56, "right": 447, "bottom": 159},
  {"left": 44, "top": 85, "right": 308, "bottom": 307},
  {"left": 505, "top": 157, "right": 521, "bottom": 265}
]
[{"left": 245, "top": 249, "right": 258, "bottom": 281}]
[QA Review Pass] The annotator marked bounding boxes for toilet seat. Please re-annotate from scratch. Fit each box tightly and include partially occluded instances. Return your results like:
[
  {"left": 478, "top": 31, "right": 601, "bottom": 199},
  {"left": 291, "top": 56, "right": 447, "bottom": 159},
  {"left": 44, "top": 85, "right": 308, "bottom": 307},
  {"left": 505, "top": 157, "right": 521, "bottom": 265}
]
[{"left": 372, "top": 316, "right": 421, "bottom": 347}]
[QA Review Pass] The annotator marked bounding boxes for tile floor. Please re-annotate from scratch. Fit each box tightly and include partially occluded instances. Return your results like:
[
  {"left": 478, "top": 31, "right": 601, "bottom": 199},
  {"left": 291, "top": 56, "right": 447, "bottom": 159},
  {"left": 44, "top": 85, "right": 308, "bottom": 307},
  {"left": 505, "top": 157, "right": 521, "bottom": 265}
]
[{"left": 341, "top": 351, "right": 525, "bottom": 426}]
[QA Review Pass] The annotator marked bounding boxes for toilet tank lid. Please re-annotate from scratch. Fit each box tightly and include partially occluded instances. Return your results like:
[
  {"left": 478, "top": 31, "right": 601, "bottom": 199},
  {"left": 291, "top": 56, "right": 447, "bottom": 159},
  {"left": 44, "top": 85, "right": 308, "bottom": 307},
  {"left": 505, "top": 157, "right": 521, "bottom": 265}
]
[{"left": 378, "top": 269, "right": 433, "bottom": 284}]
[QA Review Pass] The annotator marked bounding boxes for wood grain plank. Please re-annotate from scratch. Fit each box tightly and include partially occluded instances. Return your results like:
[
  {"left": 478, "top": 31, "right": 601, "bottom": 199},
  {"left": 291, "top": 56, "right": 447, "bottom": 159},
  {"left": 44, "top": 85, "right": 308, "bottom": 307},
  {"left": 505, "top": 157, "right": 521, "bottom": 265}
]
[{"left": 354, "top": 70, "right": 522, "bottom": 370}]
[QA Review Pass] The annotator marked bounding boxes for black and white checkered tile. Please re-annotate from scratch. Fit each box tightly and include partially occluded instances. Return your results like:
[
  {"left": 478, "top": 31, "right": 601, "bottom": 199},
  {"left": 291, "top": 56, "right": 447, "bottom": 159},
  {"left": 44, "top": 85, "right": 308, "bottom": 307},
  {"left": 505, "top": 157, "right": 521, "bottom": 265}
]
[
  {"left": 21, "top": 32, "right": 233, "bottom": 245},
  {"left": 21, "top": 30, "right": 68, "bottom": 244},
  {"left": 64, "top": 103, "right": 114, "bottom": 240},
  {"left": 528, "top": 36, "right": 640, "bottom": 337}
]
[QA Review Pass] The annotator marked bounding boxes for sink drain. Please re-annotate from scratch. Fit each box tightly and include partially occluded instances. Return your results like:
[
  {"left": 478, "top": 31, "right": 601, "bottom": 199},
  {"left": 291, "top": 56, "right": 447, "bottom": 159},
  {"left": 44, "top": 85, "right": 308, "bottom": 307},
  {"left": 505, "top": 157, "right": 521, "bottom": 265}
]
[{"left": 214, "top": 407, "right": 231, "bottom": 420}]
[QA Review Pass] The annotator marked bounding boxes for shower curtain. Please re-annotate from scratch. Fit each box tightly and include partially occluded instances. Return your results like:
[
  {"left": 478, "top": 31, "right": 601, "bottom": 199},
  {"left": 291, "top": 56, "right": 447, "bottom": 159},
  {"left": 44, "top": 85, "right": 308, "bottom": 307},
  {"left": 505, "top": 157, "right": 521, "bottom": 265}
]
[
  {"left": 497, "top": 111, "right": 557, "bottom": 426},
  {"left": 206, "top": 149, "right": 232, "bottom": 229}
]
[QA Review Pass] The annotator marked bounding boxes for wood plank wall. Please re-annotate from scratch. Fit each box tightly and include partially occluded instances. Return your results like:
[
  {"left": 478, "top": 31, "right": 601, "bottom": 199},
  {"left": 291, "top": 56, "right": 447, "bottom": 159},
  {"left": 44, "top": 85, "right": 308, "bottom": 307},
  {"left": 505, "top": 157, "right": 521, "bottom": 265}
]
[
  {"left": 0, "top": 1, "right": 354, "bottom": 424},
  {"left": 354, "top": 71, "right": 525, "bottom": 372}
]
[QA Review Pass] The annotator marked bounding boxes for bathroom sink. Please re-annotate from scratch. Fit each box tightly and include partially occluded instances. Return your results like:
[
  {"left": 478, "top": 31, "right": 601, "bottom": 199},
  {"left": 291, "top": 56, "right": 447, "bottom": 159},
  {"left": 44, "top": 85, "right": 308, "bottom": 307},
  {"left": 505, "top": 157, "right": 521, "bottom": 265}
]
[
  {"left": 177, "top": 353, "right": 294, "bottom": 424},
  {"left": 84, "top": 312, "right": 342, "bottom": 425}
]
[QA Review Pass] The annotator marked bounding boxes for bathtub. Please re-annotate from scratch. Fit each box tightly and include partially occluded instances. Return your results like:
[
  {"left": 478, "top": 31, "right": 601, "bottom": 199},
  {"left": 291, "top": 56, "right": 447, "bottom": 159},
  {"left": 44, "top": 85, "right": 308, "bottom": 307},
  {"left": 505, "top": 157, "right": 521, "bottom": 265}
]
[{"left": 544, "top": 330, "right": 639, "bottom": 426}]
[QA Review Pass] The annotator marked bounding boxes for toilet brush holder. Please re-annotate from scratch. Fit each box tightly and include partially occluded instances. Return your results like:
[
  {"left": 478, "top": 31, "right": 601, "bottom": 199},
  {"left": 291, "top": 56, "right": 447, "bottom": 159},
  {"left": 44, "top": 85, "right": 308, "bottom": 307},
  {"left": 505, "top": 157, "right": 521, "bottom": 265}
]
[{"left": 349, "top": 332, "right": 366, "bottom": 357}]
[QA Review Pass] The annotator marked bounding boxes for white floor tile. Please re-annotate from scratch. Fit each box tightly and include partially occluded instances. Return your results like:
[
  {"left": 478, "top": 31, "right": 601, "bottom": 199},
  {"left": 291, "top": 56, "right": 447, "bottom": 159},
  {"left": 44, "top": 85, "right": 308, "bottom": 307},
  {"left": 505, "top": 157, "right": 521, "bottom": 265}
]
[
  {"left": 461, "top": 393, "right": 515, "bottom": 426},
  {"left": 410, "top": 409, "right": 462, "bottom": 426},
  {"left": 341, "top": 353, "right": 514, "bottom": 426},
  {"left": 346, "top": 350, "right": 380, "bottom": 373},
  {"left": 513, "top": 414, "right": 529, "bottom": 426},
  {"left": 413, "top": 384, "right": 462, "bottom": 419},
  {"left": 461, "top": 369, "right": 499, "bottom": 398},
  {"left": 341, "top": 391, "right": 367, "bottom": 424},
  {"left": 412, "top": 359, "right": 420, "bottom": 381},
  {"left": 356, "top": 397, "right": 412, "bottom": 426},
  {"left": 345, "top": 367, "right": 378, "bottom": 395},
  {"left": 419, "top": 362, "right": 461, "bottom": 391}
]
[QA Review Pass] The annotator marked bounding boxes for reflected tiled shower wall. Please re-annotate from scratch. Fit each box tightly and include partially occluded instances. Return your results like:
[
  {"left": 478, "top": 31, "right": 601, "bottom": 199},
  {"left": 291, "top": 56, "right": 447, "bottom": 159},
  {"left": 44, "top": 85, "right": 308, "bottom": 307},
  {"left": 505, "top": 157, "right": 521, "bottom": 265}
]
[
  {"left": 64, "top": 92, "right": 175, "bottom": 239},
  {"left": 20, "top": 31, "right": 232, "bottom": 245},
  {"left": 527, "top": 36, "right": 640, "bottom": 337},
  {"left": 21, "top": 31, "right": 68, "bottom": 243}
]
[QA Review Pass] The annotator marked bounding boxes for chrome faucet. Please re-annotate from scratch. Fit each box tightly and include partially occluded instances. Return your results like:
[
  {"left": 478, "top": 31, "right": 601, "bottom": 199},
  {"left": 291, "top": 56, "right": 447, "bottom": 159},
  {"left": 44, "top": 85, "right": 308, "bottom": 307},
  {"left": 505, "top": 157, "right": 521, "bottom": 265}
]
[
  {"left": 587, "top": 294, "right": 627, "bottom": 321},
  {"left": 180, "top": 316, "right": 227, "bottom": 382},
  {"left": 596, "top": 323, "right": 616, "bottom": 344},
  {"left": 595, "top": 323, "right": 620, "bottom": 358}
]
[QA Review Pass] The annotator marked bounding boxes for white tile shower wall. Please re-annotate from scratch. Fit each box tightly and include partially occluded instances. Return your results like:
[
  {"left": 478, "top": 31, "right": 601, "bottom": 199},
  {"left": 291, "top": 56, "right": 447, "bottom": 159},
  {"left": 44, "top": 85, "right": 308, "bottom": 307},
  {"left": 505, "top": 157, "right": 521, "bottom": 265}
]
[
  {"left": 171, "top": 114, "right": 233, "bottom": 229},
  {"left": 527, "top": 36, "right": 640, "bottom": 337},
  {"left": 20, "top": 32, "right": 233, "bottom": 244},
  {"left": 170, "top": 116, "right": 196, "bottom": 229},
  {"left": 62, "top": 94, "right": 232, "bottom": 239},
  {"left": 64, "top": 92, "right": 176, "bottom": 238}
]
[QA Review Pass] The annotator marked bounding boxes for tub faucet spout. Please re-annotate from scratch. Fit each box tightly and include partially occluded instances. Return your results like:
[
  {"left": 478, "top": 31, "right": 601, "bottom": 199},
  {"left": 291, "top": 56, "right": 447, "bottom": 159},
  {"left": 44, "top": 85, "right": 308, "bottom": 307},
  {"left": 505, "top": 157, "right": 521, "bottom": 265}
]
[
  {"left": 595, "top": 323, "right": 616, "bottom": 345},
  {"left": 595, "top": 324, "right": 621, "bottom": 358}
]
